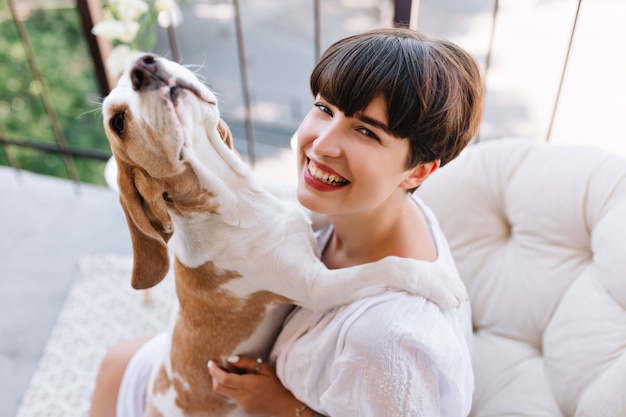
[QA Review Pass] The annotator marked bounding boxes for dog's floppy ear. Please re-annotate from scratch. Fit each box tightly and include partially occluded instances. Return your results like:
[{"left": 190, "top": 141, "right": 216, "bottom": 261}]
[
  {"left": 217, "top": 118, "right": 234, "bottom": 150},
  {"left": 116, "top": 160, "right": 173, "bottom": 289}
]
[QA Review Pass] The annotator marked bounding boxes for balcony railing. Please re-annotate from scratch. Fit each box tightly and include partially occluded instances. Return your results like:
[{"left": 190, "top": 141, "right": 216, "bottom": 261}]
[{"left": 2, "top": 0, "right": 619, "bottom": 188}]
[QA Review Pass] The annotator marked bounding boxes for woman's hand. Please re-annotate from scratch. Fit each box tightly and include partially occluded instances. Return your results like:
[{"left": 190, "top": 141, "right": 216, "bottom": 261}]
[{"left": 208, "top": 355, "right": 304, "bottom": 417}]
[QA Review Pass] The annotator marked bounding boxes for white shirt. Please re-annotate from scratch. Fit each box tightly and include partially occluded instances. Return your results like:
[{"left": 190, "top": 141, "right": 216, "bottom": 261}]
[{"left": 270, "top": 195, "right": 474, "bottom": 417}]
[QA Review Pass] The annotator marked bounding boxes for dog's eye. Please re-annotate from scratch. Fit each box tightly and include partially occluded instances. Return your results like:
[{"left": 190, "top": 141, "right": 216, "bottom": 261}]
[{"left": 111, "top": 113, "right": 125, "bottom": 135}]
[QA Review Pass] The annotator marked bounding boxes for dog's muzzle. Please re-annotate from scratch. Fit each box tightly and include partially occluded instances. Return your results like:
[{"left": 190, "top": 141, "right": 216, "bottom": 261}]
[
  {"left": 130, "top": 54, "right": 169, "bottom": 91},
  {"left": 129, "top": 54, "right": 216, "bottom": 106}
]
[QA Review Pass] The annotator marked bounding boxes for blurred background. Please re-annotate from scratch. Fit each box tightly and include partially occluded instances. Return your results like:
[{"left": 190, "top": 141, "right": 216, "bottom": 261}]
[
  {"left": 2, "top": 0, "right": 625, "bottom": 186},
  {"left": 1, "top": 0, "right": 625, "bottom": 415}
]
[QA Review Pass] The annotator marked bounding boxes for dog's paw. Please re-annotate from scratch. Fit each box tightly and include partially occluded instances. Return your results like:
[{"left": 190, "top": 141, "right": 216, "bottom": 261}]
[
  {"left": 433, "top": 273, "right": 468, "bottom": 309},
  {"left": 442, "top": 268, "right": 469, "bottom": 308},
  {"left": 385, "top": 257, "right": 468, "bottom": 310}
]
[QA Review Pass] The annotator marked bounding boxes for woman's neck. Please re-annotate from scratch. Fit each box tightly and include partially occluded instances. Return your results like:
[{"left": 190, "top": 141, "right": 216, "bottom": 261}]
[{"left": 321, "top": 194, "right": 436, "bottom": 269}]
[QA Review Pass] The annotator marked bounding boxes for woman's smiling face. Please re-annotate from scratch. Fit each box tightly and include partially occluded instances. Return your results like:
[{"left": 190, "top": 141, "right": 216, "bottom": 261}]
[{"left": 296, "top": 94, "right": 419, "bottom": 217}]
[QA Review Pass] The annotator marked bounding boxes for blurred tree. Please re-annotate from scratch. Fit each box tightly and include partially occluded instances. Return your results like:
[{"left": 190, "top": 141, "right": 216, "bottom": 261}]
[{"left": 0, "top": 1, "right": 110, "bottom": 185}]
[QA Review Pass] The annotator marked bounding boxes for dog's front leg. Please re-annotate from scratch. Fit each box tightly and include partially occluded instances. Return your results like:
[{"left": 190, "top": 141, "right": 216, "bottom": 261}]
[
  {"left": 294, "top": 257, "right": 467, "bottom": 311},
  {"left": 257, "top": 176, "right": 330, "bottom": 233}
]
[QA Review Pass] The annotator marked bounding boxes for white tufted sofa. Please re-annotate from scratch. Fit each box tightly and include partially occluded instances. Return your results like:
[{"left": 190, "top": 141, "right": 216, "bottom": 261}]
[{"left": 416, "top": 139, "right": 626, "bottom": 417}]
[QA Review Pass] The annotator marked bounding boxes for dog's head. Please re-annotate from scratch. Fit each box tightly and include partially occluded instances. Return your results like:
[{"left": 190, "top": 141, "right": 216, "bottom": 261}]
[{"left": 102, "top": 54, "right": 234, "bottom": 290}]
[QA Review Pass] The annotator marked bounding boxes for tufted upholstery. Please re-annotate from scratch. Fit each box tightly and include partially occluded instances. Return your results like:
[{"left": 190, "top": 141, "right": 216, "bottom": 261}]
[{"left": 416, "top": 139, "right": 626, "bottom": 417}]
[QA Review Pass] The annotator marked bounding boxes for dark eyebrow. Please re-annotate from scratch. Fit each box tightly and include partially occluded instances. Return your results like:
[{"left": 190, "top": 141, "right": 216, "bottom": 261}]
[{"left": 357, "top": 114, "right": 392, "bottom": 135}]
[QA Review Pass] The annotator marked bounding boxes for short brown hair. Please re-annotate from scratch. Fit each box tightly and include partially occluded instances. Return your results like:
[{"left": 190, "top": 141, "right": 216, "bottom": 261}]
[{"left": 310, "top": 28, "right": 483, "bottom": 168}]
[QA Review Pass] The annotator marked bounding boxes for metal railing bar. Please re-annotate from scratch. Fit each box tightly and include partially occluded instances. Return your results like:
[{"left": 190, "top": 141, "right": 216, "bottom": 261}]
[
  {"left": 166, "top": 23, "right": 181, "bottom": 63},
  {"left": 0, "top": 135, "right": 111, "bottom": 161},
  {"left": 475, "top": 0, "right": 499, "bottom": 143},
  {"left": 545, "top": 0, "right": 582, "bottom": 142},
  {"left": 314, "top": 0, "right": 321, "bottom": 61},
  {"left": 8, "top": 0, "right": 81, "bottom": 184},
  {"left": 393, "top": 0, "right": 412, "bottom": 28},
  {"left": 232, "top": 0, "right": 256, "bottom": 166},
  {"left": 76, "top": 0, "right": 111, "bottom": 98},
  {"left": 0, "top": 123, "right": 22, "bottom": 171}
]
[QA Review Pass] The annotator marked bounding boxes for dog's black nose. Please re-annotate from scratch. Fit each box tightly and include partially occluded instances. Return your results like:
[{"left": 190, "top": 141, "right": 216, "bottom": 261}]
[{"left": 131, "top": 54, "right": 165, "bottom": 91}]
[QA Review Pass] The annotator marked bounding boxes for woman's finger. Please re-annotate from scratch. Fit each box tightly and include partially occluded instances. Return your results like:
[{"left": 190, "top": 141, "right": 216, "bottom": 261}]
[
  {"left": 226, "top": 355, "right": 266, "bottom": 374},
  {"left": 207, "top": 358, "right": 298, "bottom": 416},
  {"left": 208, "top": 360, "right": 243, "bottom": 389}
]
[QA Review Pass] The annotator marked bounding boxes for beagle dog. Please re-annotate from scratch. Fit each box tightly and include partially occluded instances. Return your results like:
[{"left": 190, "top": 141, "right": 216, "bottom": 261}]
[{"left": 102, "top": 54, "right": 467, "bottom": 416}]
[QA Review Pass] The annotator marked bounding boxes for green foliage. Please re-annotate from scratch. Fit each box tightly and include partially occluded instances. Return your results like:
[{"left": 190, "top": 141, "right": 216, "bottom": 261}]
[{"left": 0, "top": 2, "right": 110, "bottom": 185}]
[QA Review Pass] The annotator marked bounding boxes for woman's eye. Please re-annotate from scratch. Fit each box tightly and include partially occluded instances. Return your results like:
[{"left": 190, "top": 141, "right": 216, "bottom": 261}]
[
  {"left": 357, "top": 127, "right": 380, "bottom": 141},
  {"left": 111, "top": 112, "right": 125, "bottom": 135},
  {"left": 315, "top": 103, "right": 332, "bottom": 116}
]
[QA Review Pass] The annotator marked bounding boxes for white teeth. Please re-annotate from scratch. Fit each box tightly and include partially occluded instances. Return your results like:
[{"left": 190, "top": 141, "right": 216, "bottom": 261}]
[{"left": 308, "top": 161, "right": 348, "bottom": 185}]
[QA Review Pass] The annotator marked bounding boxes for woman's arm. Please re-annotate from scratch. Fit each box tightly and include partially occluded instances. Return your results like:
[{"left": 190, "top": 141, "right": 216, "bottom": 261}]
[{"left": 207, "top": 356, "right": 326, "bottom": 417}]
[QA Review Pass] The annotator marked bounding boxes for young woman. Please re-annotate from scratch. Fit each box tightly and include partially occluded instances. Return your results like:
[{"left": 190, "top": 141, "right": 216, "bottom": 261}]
[
  {"left": 91, "top": 27, "right": 483, "bottom": 417},
  {"left": 205, "top": 28, "right": 483, "bottom": 417}
]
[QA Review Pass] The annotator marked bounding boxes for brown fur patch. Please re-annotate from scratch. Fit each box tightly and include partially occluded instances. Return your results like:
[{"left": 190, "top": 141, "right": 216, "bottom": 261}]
[
  {"left": 217, "top": 118, "right": 233, "bottom": 149},
  {"left": 152, "top": 163, "right": 220, "bottom": 217},
  {"left": 144, "top": 403, "right": 165, "bottom": 417},
  {"left": 168, "top": 260, "right": 288, "bottom": 414},
  {"left": 152, "top": 365, "right": 172, "bottom": 396}
]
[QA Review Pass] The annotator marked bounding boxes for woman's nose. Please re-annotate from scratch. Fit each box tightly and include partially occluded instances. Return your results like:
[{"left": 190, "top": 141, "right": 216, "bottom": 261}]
[{"left": 311, "top": 123, "right": 342, "bottom": 158}]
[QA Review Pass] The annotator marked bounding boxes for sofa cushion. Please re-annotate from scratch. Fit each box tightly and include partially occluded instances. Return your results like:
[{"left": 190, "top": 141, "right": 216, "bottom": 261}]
[{"left": 416, "top": 139, "right": 626, "bottom": 417}]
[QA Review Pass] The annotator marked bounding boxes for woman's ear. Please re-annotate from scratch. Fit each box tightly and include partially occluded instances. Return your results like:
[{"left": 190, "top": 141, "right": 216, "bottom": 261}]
[{"left": 401, "top": 160, "right": 441, "bottom": 190}]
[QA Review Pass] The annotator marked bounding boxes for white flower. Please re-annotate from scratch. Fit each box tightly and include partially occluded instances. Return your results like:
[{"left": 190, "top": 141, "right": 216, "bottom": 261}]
[
  {"left": 108, "top": 0, "right": 149, "bottom": 22},
  {"left": 92, "top": 0, "right": 177, "bottom": 56},
  {"left": 156, "top": 0, "right": 182, "bottom": 27},
  {"left": 106, "top": 44, "right": 145, "bottom": 80},
  {"left": 155, "top": 0, "right": 177, "bottom": 13},
  {"left": 92, "top": 19, "right": 140, "bottom": 43}
]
